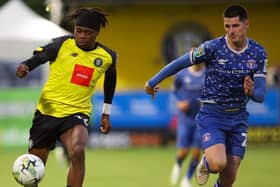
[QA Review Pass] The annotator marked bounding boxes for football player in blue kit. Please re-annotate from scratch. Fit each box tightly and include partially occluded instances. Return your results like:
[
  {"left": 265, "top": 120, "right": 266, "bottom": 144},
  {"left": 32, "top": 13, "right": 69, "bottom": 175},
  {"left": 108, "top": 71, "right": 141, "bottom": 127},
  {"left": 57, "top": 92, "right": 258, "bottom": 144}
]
[
  {"left": 170, "top": 64, "right": 205, "bottom": 187},
  {"left": 144, "top": 5, "right": 267, "bottom": 187}
]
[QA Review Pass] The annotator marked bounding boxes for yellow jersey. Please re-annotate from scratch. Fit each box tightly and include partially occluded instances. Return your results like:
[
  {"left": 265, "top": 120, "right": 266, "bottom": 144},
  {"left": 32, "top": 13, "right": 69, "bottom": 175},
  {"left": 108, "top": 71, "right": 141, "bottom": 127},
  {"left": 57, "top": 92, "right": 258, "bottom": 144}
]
[{"left": 28, "top": 36, "right": 117, "bottom": 117}]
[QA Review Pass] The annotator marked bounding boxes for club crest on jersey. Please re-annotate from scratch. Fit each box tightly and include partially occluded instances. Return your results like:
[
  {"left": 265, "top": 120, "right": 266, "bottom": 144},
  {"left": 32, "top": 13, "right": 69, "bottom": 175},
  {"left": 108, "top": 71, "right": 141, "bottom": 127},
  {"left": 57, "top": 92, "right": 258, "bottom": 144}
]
[
  {"left": 193, "top": 45, "right": 205, "bottom": 58},
  {"left": 247, "top": 60, "right": 256, "bottom": 69},
  {"left": 202, "top": 133, "right": 211, "bottom": 142},
  {"left": 70, "top": 52, "right": 78, "bottom": 57},
  {"left": 94, "top": 58, "right": 103, "bottom": 67}
]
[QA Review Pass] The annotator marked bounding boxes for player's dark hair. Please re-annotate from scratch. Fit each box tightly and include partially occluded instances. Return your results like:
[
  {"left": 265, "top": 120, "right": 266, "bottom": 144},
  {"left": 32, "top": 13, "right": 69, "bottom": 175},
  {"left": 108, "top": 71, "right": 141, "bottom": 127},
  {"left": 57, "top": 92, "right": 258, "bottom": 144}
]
[
  {"left": 223, "top": 5, "right": 248, "bottom": 21},
  {"left": 70, "top": 8, "right": 108, "bottom": 31}
]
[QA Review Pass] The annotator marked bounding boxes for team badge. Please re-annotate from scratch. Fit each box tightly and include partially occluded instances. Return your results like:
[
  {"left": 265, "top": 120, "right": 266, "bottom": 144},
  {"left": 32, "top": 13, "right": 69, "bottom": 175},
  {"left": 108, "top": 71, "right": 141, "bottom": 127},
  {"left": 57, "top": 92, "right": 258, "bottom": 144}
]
[
  {"left": 202, "top": 133, "right": 211, "bottom": 142},
  {"left": 247, "top": 60, "right": 256, "bottom": 69},
  {"left": 94, "top": 58, "right": 103, "bottom": 67},
  {"left": 70, "top": 52, "right": 78, "bottom": 57},
  {"left": 193, "top": 45, "right": 205, "bottom": 58}
]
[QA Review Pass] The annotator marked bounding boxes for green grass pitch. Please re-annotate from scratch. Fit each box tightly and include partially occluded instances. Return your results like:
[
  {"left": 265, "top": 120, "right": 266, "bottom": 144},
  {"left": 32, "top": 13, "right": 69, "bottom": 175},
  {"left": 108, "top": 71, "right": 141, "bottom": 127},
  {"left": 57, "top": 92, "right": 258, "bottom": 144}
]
[{"left": 1, "top": 145, "right": 279, "bottom": 187}]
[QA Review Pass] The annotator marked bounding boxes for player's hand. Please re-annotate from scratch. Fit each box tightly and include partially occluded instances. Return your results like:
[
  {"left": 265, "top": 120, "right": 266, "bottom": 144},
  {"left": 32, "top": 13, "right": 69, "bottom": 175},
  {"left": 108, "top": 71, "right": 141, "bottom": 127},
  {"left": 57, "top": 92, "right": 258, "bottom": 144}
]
[
  {"left": 243, "top": 75, "right": 254, "bottom": 96},
  {"left": 144, "top": 82, "right": 159, "bottom": 100},
  {"left": 176, "top": 101, "right": 190, "bottom": 112},
  {"left": 100, "top": 114, "right": 111, "bottom": 134},
  {"left": 16, "top": 64, "right": 29, "bottom": 78}
]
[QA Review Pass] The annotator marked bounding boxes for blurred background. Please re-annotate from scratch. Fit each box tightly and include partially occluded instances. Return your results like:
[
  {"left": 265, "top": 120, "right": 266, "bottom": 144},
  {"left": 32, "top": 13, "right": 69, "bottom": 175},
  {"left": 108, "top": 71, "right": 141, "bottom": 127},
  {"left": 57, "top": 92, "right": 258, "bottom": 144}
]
[{"left": 0, "top": 0, "right": 279, "bottom": 187}]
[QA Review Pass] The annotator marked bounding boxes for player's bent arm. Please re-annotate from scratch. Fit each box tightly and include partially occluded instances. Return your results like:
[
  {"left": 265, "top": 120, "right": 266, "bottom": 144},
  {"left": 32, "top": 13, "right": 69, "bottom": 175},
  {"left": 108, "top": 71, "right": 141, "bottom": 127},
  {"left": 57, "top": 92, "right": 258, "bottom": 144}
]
[
  {"left": 21, "top": 36, "right": 68, "bottom": 71},
  {"left": 21, "top": 53, "right": 49, "bottom": 71},
  {"left": 103, "top": 64, "right": 117, "bottom": 104},
  {"left": 148, "top": 52, "right": 193, "bottom": 88},
  {"left": 250, "top": 76, "right": 266, "bottom": 103},
  {"left": 100, "top": 64, "right": 116, "bottom": 134}
]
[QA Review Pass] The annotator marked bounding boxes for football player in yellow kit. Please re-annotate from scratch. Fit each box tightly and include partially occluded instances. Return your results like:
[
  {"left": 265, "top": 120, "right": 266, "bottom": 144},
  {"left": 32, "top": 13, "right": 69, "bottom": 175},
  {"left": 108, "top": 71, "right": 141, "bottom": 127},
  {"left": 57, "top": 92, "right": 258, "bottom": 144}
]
[{"left": 16, "top": 8, "right": 117, "bottom": 187}]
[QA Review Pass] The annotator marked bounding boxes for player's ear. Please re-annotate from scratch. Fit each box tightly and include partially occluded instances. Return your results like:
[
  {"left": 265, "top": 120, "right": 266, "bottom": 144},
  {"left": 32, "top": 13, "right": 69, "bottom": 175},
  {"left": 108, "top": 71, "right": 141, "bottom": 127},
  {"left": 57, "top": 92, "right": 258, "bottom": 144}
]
[{"left": 244, "top": 19, "right": 249, "bottom": 29}]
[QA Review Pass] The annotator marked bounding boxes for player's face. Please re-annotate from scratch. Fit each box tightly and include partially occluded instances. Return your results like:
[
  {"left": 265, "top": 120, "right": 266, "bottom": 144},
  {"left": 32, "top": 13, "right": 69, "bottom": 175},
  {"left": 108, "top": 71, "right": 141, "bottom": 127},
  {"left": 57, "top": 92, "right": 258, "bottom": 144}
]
[
  {"left": 224, "top": 16, "right": 249, "bottom": 47},
  {"left": 74, "top": 26, "right": 99, "bottom": 50}
]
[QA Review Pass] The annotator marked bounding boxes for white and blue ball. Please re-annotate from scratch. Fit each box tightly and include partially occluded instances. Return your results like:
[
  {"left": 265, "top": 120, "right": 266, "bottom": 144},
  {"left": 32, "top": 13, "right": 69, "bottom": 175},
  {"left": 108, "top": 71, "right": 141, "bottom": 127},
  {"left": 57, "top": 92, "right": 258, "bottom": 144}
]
[{"left": 12, "top": 154, "right": 45, "bottom": 186}]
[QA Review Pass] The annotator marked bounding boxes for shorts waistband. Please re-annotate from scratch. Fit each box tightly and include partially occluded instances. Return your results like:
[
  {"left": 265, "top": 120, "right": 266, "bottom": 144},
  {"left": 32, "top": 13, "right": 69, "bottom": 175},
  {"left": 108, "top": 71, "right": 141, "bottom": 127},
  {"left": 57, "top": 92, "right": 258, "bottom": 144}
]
[{"left": 201, "top": 103, "right": 245, "bottom": 113}]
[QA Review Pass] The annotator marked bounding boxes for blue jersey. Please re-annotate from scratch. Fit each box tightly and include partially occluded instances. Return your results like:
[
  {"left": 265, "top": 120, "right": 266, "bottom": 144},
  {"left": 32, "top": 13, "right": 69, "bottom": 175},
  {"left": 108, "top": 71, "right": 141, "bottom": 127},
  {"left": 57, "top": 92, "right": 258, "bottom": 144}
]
[
  {"left": 173, "top": 68, "right": 205, "bottom": 149},
  {"left": 147, "top": 35, "right": 267, "bottom": 157},
  {"left": 173, "top": 68, "right": 205, "bottom": 120},
  {"left": 190, "top": 35, "right": 267, "bottom": 109}
]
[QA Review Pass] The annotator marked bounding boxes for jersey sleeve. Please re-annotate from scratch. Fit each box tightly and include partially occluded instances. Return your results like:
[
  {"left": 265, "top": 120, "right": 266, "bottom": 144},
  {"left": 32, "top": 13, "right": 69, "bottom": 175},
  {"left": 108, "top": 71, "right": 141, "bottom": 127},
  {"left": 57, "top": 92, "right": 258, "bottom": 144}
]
[
  {"left": 22, "top": 36, "right": 70, "bottom": 71},
  {"left": 250, "top": 47, "right": 268, "bottom": 102},
  {"left": 190, "top": 40, "right": 214, "bottom": 64},
  {"left": 254, "top": 47, "right": 268, "bottom": 78},
  {"left": 103, "top": 51, "right": 117, "bottom": 104}
]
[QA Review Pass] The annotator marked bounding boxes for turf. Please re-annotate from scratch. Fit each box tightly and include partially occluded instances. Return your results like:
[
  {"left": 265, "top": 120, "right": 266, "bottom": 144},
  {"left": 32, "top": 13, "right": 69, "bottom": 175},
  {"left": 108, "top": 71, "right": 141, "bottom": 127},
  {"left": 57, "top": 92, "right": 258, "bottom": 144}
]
[{"left": 1, "top": 145, "right": 279, "bottom": 187}]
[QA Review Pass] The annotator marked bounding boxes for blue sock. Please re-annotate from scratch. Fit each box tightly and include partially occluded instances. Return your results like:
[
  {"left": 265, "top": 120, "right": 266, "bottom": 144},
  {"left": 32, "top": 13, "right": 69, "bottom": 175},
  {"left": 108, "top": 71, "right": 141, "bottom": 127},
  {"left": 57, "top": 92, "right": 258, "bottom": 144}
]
[
  {"left": 176, "top": 156, "right": 184, "bottom": 167},
  {"left": 203, "top": 156, "right": 210, "bottom": 172},
  {"left": 214, "top": 180, "right": 223, "bottom": 187},
  {"left": 187, "top": 159, "right": 198, "bottom": 179}
]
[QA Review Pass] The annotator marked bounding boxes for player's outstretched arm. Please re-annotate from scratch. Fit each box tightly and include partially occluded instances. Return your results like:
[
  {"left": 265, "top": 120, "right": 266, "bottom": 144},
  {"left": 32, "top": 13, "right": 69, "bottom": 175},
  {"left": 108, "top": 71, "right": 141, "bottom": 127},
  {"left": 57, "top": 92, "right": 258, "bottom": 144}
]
[
  {"left": 145, "top": 52, "right": 193, "bottom": 100},
  {"left": 147, "top": 52, "right": 193, "bottom": 89},
  {"left": 16, "top": 64, "right": 30, "bottom": 78},
  {"left": 144, "top": 82, "right": 159, "bottom": 100}
]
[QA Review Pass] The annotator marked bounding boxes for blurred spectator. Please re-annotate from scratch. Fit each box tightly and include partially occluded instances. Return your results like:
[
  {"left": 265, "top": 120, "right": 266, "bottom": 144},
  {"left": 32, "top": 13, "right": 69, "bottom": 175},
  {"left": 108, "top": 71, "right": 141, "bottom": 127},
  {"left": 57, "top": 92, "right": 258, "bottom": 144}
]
[{"left": 267, "top": 65, "right": 280, "bottom": 87}]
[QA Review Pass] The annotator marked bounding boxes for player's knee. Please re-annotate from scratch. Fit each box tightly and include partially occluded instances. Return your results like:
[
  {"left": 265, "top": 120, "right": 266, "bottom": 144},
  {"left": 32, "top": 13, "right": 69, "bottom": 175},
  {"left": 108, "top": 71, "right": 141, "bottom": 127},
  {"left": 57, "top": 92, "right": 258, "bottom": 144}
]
[
  {"left": 209, "top": 158, "right": 227, "bottom": 173},
  {"left": 69, "top": 145, "right": 85, "bottom": 162}
]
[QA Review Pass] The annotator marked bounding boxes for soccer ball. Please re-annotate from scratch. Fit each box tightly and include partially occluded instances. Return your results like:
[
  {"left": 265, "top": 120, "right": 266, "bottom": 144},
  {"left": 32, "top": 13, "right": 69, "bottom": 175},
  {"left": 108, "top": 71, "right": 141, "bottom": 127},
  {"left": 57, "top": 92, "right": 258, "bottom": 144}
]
[{"left": 12, "top": 154, "right": 45, "bottom": 186}]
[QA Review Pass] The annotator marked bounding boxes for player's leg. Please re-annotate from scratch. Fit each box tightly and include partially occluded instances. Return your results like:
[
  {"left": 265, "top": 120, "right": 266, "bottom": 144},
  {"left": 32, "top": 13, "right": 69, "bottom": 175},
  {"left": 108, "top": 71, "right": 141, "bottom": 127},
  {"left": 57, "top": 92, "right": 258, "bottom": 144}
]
[
  {"left": 29, "top": 148, "right": 50, "bottom": 165},
  {"left": 54, "top": 141, "right": 70, "bottom": 166},
  {"left": 196, "top": 144, "right": 227, "bottom": 185},
  {"left": 187, "top": 147, "right": 201, "bottom": 178},
  {"left": 179, "top": 147, "right": 200, "bottom": 187},
  {"left": 204, "top": 144, "right": 227, "bottom": 173},
  {"left": 171, "top": 120, "right": 190, "bottom": 185},
  {"left": 215, "top": 122, "right": 247, "bottom": 187},
  {"left": 195, "top": 112, "right": 227, "bottom": 185},
  {"left": 214, "top": 155, "right": 241, "bottom": 187},
  {"left": 180, "top": 126, "right": 201, "bottom": 187},
  {"left": 60, "top": 124, "right": 88, "bottom": 187},
  {"left": 170, "top": 148, "right": 189, "bottom": 185},
  {"left": 187, "top": 127, "right": 202, "bottom": 179},
  {"left": 26, "top": 110, "right": 56, "bottom": 187}
]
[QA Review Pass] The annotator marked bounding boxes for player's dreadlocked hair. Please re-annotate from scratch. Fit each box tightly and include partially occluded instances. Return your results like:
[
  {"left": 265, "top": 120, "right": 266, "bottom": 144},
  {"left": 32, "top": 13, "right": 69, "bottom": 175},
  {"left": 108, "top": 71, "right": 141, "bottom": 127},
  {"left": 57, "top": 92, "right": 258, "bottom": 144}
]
[{"left": 70, "top": 8, "right": 108, "bottom": 31}]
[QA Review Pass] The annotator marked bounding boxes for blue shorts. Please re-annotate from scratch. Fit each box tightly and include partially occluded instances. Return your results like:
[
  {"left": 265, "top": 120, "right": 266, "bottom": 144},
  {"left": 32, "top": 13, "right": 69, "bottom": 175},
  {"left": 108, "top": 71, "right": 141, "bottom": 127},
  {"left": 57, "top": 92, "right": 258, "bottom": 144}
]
[
  {"left": 196, "top": 104, "right": 249, "bottom": 159},
  {"left": 176, "top": 117, "right": 201, "bottom": 149}
]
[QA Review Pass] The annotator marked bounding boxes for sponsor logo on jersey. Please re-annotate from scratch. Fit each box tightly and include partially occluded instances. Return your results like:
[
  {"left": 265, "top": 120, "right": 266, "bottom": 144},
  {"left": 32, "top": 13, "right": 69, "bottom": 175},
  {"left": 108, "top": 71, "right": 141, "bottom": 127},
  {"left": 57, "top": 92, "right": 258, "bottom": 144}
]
[
  {"left": 94, "top": 58, "right": 103, "bottom": 67},
  {"left": 70, "top": 52, "right": 78, "bottom": 57},
  {"left": 71, "top": 64, "right": 94, "bottom": 87},
  {"left": 218, "top": 59, "right": 228, "bottom": 65},
  {"left": 247, "top": 60, "right": 256, "bottom": 69},
  {"left": 193, "top": 46, "right": 205, "bottom": 58},
  {"left": 215, "top": 68, "right": 249, "bottom": 74}
]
